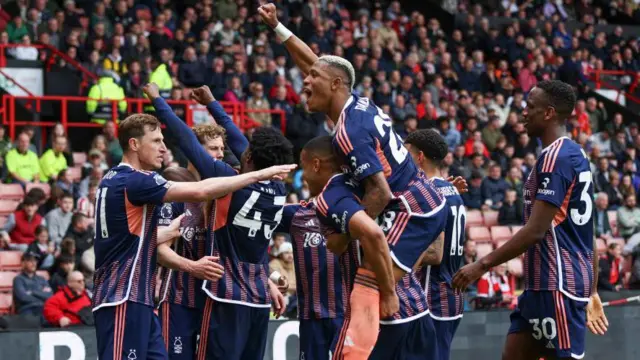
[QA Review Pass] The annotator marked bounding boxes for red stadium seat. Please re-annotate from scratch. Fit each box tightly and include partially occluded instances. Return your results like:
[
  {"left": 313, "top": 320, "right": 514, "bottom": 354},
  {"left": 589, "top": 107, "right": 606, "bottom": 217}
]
[
  {"left": 596, "top": 238, "right": 607, "bottom": 254},
  {"left": 468, "top": 226, "right": 491, "bottom": 243},
  {"left": 0, "top": 271, "right": 17, "bottom": 291},
  {"left": 0, "top": 293, "right": 11, "bottom": 314},
  {"left": 511, "top": 225, "right": 524, "bottom": 235},
  {"left": 507, "top": 258, "right": 523, "bottom": 277},
  {"left": 0, "top": 216, "right": 7, "bottom": 228},
  {"left": 67, "top": 167, "right": 83, "bottom": 182},
  {"left": 476, "top": 243, "right": 493, "bottom": 259},
  {"left": 0, "top": 200, "right": 19, "bottom": 216},
  {"left": 483, "top": 210, "right": 499, "bottom": 227},
  {"left": 0, "top": 251, "right": 22, "bottom": 271},
  {"left": 491, "top": 226, "right": 512, "bottom": 243},
  {"left": 0, "top": 184, "right": 24, "bottom": 201},
  {"left": 26, "top": 183, "right": 51, "bottom": 198},
  {"left": 465, "top": 210, "right": 484, "bottom": 228},
  {"left": 36, "top": 270, "right": 50, "bottom": 281},
  {"left": 496, "top": 240, "right": 508, "bottom": 248},
  {"left": 72, "top": 152, "right": 87, "bottom": 166}
]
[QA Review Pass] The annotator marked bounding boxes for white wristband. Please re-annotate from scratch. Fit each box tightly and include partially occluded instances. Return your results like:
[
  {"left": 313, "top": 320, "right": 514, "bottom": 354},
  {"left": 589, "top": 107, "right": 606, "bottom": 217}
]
[
  {"left": 274, "top": 22, "right": 293, "bottom": 42},
  {"left": 270, "top": 271, "right": 282, "bottom": 283}
]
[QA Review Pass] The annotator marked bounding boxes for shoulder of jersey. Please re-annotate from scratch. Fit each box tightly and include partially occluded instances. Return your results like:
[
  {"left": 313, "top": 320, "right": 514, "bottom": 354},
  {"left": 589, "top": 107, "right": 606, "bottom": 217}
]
[{"left": 538, "top": 137, "right": 584, "bottom": 173}]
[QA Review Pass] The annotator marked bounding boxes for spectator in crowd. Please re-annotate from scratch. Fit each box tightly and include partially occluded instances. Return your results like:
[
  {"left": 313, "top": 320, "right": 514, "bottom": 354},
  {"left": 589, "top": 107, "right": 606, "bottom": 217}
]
[
  {"left": 86, "top": 70, "right": 127, "bottom": 124},
  {"left": 438, "top": 117, "right": 461, "bottom": 152},
  {"left": 54, "top": 169, "right": 78, "bottom": 200},
  {"left": 45, "top": 192, "right": 74, "bottom": 246},
  {"left": 464, "top": 239, "right": 477, "bottom": 266},
  {"left": 12, "top": 252, "right": 52, "bottom": 316},
  {"left": 481, "top": 164, "right": 510, "bottom": 210},
  {"left": 43, "top": 270, "right": 92, "bottom": 328},
  {"left": 245, "top": 82, "right": 271, "bottom": 127},
  {"left": 586, "top": 98, "right": 608, "bottom": 134},
  {"left": 26, "top": 226, "right": 55, "bottom": 270},
  {"left": 7, "top": 15, "right": 28, "bottom": 43},
  {"left": 101, "top": 121, "right": 122, "bottom": 165},
  {"left": 77, "top": 180, "right": 97, "bottom": 222},
  {"left": 475, "top": 263, "right": 514, "bottom": 310},
  {"left": 81, "top": 246, "right": 95, "bottom": 291},
  {"left": 1, "top": 197, "right": 44, "bottom": 252},
  {"left": 594, "top": 193, "right": 613, "bottom": 240},
  {"left": 49, "top": 255, "right": 75, "bottom": 294},
  {"left": 498, "top": 189, "right": 523, "bottom": 226},
  {"left": 593, "top": 157, "right": 611, "bottom": 193},
  {"left": 462, "top": 171, "right": 484, "bottom": 210},
  {"left": 39, "top": 136, "right": 68, "bottom": 183},
  {"left": 268, "top": 241, "right": 297, "bottom": 315},
  {"left": 606, "top": 171, "right": 624, "bottom": 209},
  {"left": 5, "top": 132, "right": 41, "bottom": 185},
  {"left": 598, "top": 243, "right": 624, "bottom": 292},
  {"left": 481, "top": 116, "right": 503, "bottom": 151},
  {"left": 65, "top": 213, "right": 93, "bottom": 268},
  {"left": 629, "top": 242, "right": 640, "bottom": 290},
  {"left": 617, "top": 194, "right": 640, "bottom": 239},
  {"left": 81, "top": 148, "right": 109, "bottom": 179},
  {"left": 268, "top": 233, "right": 287, "bottom": 261},
  {"left": 10, "top": 34, "right": 38, "bottom": 60}
]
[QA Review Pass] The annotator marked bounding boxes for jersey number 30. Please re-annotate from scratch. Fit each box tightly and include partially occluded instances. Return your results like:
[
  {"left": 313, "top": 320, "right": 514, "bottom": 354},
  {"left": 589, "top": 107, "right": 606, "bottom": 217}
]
[{"left": 233, "top": 191, "right": 286, "bottom": 238}]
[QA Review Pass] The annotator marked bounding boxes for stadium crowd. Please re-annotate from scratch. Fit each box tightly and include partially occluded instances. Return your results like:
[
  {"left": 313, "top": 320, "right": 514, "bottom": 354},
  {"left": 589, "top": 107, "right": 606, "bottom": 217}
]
[{"left": 1, "top": 0, "right": 640, "bottom": 326}]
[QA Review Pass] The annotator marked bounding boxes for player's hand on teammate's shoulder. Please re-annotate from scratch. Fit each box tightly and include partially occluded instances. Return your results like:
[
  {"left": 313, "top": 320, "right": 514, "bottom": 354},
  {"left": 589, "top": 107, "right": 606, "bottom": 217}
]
[
  {"left": 142, "top": 82, "right": 161, "bottom": 100},
  {"left": 452, "top": 261, "right": 486, "bottom": 292},
  {"left": 188, "top": 256, "right": 224, "bottom": 281},
  {"left": 586, "top": 293, "right": 609, "bottom": 335},
  {"left": 255, "top": 164, "right": 298, "bottom": 181},
  {"left": 380, "top": 291, "right": 400, "bottom": 318},
  {"left": 257, "top": 2, "right": 278, "bottom": 29},
  {"left": 190, "top": 86, "right": 216, "bottom": 105},
  {"left": 447, "top": 176, "right": 468, "bottom": 194}
]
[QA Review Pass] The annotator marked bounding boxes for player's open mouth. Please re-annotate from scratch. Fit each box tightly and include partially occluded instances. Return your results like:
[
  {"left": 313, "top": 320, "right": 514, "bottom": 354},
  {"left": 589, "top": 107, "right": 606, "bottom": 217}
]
[{"left": 302, "top": 87, "right": 312, "bottom": 99}]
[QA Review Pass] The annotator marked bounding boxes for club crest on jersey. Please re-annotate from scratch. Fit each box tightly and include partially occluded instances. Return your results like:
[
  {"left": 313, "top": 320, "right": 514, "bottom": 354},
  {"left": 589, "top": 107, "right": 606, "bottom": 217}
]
[
  {"left": 161, "top": 204, "right": 173, "bottom": 219},
  {"left": 127, "top": 349, "right": 137, "bottom": 360},
  {"left": 154, "top": 174, "right": 168, "bottom": 186},
  {"left": 303, "top": 232, "right": 325, "bottom": 248},
  {"left": 173, "top": 337, "right": 183, "bottom": 354}
]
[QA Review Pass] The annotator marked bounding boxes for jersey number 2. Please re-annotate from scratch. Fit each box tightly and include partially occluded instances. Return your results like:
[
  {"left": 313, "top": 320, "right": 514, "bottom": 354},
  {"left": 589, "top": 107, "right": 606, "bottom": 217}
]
[
  {"left": 570, "top": 171, "right": 592, "bottom": 226},
  {"left": 373, "top": 106, "right": 408, "bottom": 164},
  {"left": 450, "top": 205, "right": 466, "bottom": 256},
  {"left": 232, "top": 191, "right": 286, "bottom": 238}
]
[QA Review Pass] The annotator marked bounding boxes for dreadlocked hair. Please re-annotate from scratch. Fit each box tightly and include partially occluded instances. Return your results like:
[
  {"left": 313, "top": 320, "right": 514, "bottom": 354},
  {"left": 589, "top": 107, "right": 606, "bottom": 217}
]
[
  {"left": 248, "top": 127, "right": 294, "bottom": 170},
  {"left": 405, "top": 129, "right": 449, "bottom": 165},
  {"left": 536, "top": 80, "right": 577, "bottom": 119}
]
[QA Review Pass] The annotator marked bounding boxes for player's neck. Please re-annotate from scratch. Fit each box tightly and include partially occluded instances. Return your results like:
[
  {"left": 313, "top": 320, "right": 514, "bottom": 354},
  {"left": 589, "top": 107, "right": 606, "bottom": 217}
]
[
  {"left": 540, "top": 125, "right": 567, "bottom": 148},
  {"left": 121, "top": 153, "right": 144, "bottom": 171},
  {"left": 328, "top": 91, "right": 350, "bottom": 123},
  {"left": 420, "top": 163, "right": 439, "bottom": 179}
]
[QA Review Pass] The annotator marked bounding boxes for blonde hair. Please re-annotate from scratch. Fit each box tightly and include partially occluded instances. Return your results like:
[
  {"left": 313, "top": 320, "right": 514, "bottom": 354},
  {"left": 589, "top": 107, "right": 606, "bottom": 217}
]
[
  {"left": 192, "top": 123, "right": 226, "bottom": 144},
  {"left": 317, "top": 55, "right": 355, "bottom": 91}
]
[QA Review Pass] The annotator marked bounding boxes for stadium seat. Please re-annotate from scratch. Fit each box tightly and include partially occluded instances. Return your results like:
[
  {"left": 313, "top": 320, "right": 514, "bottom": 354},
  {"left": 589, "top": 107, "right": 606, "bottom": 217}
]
[
  {"left": 511, "top": 225, "right": 524, "bottom": 235},
  {"left": 0, "top": 271, "right": 17, "bottom": 291},
  {"left": 0, "top": 251, "right": 22, "bottom": 271},
  {"left": 507, "top": 258, "right": 523, "bottom": 277},
  {"left": 0, "top": 216, "right": 7, "bottom": 228},
  {"left": 72, "top": 152, "right": 87, "bottom": 166},
  {"left": 36, "top": 270, "right": 50, "bottom": 281},
  {"left": 483, "top": 210, "right": 499, "bottom": 227},
  {"left": 596, "top": 238, "right": 607, "bottom": 253},
  {"left": 0, "top": 200, "right": 18, "bottom": 216},
  {"left": 67, "top": 167, "right": 83, "bottom": 182},
  {"left": 496, "top": 239, "right": 508, "bottom": 248},
  {"left": 26, "top": 183, "right": 51, "bottom": 198},
  {"left": 468, "top": 226, "right": 491, "bottom": 243},
  {"left": 465, "top": 210, "right": 484, "bottom": 228},
  {"left": 491, "top": 226, "right": 512, "bottom": 243},
  {"left": 476, "top": 242, "right": 493, "bottom": 259},
  {"left": 0, "top": 293, "right": 11, "bottom": 314},
  {"left": 0, "top": 184, "right": 24, "bottom": 201}
]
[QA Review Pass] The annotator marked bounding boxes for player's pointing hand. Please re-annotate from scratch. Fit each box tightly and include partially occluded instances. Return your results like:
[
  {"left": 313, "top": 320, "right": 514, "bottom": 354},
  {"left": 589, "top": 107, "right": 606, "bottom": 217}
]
[
  {"left": 257, "top": 3, "right": 278, "bottom": 29},
  {"left": 452, "top": 261, "right": 486, "bottom": 292},
  {"left": 256, "top": 164, "right": 297, "bottom": 182},
  {"left": 189, "top": 256, "right": 224, "bottom": 281}
]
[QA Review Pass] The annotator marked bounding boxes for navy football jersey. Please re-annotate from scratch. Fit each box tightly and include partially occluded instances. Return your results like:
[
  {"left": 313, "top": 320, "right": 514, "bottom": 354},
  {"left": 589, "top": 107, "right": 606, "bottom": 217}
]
[
  {"left": 421, "top": 177, "right": 465, "bottom": 319},
  {"left": 202, "top": 181, "right": 287, "bottom": 307},
  {"left": 92, "top": 164, "right": 170, "bottom": 310},
  {"left": 523, "top": 137, "right": 594, "bottom": 301},
  {"left": 333, "top": 93, "right": 418, "bottom": 194},
  {"left": 157, "top": 202, "right": 207, "bottom": 309},
  {"left": 276, "top": 201, "right": 346, "bottom": 319}
]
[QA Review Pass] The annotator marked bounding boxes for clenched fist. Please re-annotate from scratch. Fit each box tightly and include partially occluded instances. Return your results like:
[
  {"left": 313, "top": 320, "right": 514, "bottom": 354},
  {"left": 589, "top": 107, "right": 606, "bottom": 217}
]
[{"left": 257, "top": 3, "right": 279, "bottom": 29}]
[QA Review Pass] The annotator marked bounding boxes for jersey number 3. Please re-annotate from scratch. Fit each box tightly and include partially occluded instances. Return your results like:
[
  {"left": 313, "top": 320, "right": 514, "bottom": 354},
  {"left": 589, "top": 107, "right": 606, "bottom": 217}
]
[
  {"left": 570, "top": 171, "right": 592, "bottom": 226},
  {"left": 233, "top": 191, "right": 286, "bottom": 238}
]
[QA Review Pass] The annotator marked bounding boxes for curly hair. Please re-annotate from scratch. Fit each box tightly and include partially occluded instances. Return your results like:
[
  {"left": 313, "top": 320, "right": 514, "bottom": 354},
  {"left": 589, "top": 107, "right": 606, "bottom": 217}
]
[
  {"left": 248, "top": 127, "right": 294, "bottom": 170},
  {"left": 404, "top": 129, "right": 449, "bottom": 165},
  {"left": 536, "top": 80, "right": 577, "bottom": 119},
  {"left": 192, "top": 123, "right": 226, "bottom": 145}
]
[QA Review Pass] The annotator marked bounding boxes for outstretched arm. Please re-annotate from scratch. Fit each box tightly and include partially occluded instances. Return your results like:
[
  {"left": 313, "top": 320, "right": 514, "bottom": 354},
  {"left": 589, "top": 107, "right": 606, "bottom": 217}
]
[{"left": 259, "top": 3, "right": 318, "bottom": 76}]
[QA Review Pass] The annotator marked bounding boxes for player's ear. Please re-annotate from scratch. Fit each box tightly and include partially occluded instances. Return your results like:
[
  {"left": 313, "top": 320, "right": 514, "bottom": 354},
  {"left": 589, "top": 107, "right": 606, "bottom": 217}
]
[
  {"left": 544, "top": 106, "right": 556, "bottom": 121},
  {"left": 313, "top": 157, "right": 321, "bottom": 172},
  {"left": 330, "top": 77, "right": 341, "bottom": 91},
  {"left": 128, "top": 137, "right": 139, "bottom": 152}
]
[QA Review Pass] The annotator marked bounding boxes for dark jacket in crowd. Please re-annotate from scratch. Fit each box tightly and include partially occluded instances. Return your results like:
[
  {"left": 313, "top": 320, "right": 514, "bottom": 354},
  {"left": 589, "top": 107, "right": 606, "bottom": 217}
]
[{"left": 12, "top": 272, "right": 52, "bottom": 315}]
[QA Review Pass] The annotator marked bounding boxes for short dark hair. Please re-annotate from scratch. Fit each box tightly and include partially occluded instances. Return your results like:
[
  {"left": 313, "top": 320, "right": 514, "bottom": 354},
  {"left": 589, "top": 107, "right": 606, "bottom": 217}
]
[
  {"left": 59, "top": 191, "right": 73, "bottom": 201},
  {"left": 118, "top": 113, "right": 161, "bottom": 151},
  {"left": 26, "top": 187, "right": 46, "bottom": 202},
  {"left": 608, "top": 243, "right": 619, "bottom": 250},
  {"left": 34, "top": 225, "right": 48, "bottom": 236},
  {"left": 248, "top": 127, "right": 293, "bottom": 170},
  {"left": 536, "top": 80, "right": 577, "bottom": 119},
  {"left": 71, "top": 212, "right": 86, "bottom": 226},
  {"left": 58, "top": 254, "right": 75, "bottom": 265},
  {"left": 404, "top": 129, "right": 449, "bottom": 165},
  {"left": 22, "top": 196, "right": 38, "bottom": 207},
  {"left": 303, "top": 136, "right": 335, "bottom": 159}
]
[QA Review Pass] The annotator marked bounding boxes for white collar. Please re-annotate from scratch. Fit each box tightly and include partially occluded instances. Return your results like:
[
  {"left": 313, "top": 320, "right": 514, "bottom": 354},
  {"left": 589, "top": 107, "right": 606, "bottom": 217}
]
[{"left": 541, "top": 136, "right": 570, "bottom": 153}]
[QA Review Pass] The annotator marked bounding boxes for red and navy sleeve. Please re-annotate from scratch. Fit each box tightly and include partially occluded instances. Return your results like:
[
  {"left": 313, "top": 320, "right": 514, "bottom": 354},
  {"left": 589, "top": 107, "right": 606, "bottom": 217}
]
[{"left": 334, "top": 113, "right": 384, "bottom": 181}]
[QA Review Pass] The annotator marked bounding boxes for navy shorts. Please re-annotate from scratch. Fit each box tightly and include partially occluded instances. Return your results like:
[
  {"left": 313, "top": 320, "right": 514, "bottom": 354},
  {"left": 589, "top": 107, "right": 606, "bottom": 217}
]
[
  {"left": 94, "top": 301, "right": 168, "bottom": 360},
  {"left": 197, "top": 298, "right": 270, "bottom": 360},
  {"left": 509, "top": 290, "right": 587, "bottom": 359},
  {"left": 299, "top": 318, "right": 343, "bottom": 360},
  {"left": 159, "top": 302, "right": 201, "bottom": 360},
  {"left": 368, "top": 313, "right": 438, "bottom": 360},
  {"left": 431, "top": 317, "right": 461, "bottom": 360}
]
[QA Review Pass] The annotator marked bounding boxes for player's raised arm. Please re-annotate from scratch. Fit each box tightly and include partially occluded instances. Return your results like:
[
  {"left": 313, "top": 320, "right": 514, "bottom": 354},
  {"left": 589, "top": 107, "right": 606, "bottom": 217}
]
[
  {"left": 258, "top": 3, "right": 317, "bottom": 76},
  {"left": 191, "top": 86, "right": 249, "bottom": 159},
  {"left": 163, "top": 164, "right": 296, "bottom": 203}
]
